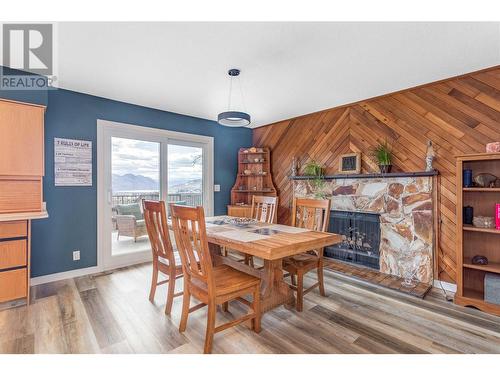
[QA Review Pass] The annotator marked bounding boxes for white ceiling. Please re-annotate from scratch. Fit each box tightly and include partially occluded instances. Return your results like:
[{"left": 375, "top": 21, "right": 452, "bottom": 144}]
[{"left": 18, "top": 23, "right": 500, "bottom": 127}]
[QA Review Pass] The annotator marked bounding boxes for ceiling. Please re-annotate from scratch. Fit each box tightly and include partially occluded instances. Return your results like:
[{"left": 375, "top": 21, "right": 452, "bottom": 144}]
[{"left": 11, "top": 22, "right": 500, "bottom": 127}]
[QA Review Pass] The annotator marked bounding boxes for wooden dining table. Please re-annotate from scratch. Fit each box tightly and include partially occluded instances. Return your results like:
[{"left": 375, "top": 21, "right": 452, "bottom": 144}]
[{"left": 197, "top": 216, "right": 342, "bottom": 313}]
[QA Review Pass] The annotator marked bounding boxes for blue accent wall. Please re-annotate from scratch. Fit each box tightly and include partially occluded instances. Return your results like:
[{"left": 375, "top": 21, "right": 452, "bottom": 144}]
[{"left": 1, "top": 67, "right": 252, "bottom": 277}]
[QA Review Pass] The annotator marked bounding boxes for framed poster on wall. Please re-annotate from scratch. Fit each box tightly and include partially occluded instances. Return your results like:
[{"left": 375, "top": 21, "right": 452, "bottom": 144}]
[{"left": 54, "top": 137, "right": 92, "bottom": 186}]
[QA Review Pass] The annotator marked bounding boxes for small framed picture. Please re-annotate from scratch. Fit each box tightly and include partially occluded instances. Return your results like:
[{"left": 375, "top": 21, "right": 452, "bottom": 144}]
[{"left": 339, "top": 153, "right": 361, "bottom": 174}]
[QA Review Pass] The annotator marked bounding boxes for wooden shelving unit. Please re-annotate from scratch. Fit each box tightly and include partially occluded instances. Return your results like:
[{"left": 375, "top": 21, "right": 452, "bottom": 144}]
[
  {"left": 229, "top": 147, "right": 277, "bottom": 216},
  {"left": 455, "top": 152, "right": 500, "bottom": 316}
]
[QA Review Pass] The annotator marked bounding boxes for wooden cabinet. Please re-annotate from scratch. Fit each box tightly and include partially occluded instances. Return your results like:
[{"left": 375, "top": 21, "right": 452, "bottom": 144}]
[
  {"left": 0, "top": 98, "right": 46, "bottom": 306},
  {"left": 0, "top": 99, "right": 45, "bottom": 176},
  {"left": 0, "top": 99, "right": 45, "bottom": 214},
  {"left": 455, "top": 152, "right": 500, "bottom": 316},
  {"left": 0, "top": 221, "right": 29, "bottom": 303}
]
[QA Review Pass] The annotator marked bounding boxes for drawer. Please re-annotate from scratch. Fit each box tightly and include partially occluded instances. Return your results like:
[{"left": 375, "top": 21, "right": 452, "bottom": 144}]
[
  {"left": 0, "top": 221, "right": 27, "bottom": 239},
  {"left": 0, "top": 268, "right": 27, "bottom": 303},
  {"left": 0, "top": 178, "right": 42, "bottom": 213},
  {"left": 0, "top": 240, "right": 27, "bottom": 269}
]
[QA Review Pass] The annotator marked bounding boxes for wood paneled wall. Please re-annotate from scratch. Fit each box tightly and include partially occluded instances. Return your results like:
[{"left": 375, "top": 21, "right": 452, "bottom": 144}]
[{"left": 253, "top": 66, "right": 500, "bottom": 283}]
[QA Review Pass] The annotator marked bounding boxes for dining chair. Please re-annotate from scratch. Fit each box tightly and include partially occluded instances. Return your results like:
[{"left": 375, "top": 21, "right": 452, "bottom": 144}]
[
  {"left": 226, "top": 195, "right": 278, "bottom": 267},
  {"left": 170, "top": 203, "right": 261, "bottom": 354},
  {"left": 282, "top": 197, "right": 331, "bottom": 312},
  {"left": 142, "top": 199, "right": 184, "bottom": 315}
]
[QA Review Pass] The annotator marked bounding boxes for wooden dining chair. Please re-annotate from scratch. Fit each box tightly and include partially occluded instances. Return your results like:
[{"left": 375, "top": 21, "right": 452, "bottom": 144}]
[
  {"left": 170, "top": 204, "right": 261, "bottom": 354},
  {"left": 282, "top": 197, "right": 331, "bottom": 312},
  {"left": 142, "top": 199, "right": 184, "bottom": 315},
  {"left": 226, "top": 195, "right": 278, "bottom": 267},
  {"left": 250, "top": 195, "right": 278, "bottom": 223}
]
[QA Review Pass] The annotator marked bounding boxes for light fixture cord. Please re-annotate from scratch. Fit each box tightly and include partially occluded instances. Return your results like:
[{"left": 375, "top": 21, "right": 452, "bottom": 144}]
[
  {"left": 227, "top": 74, "right": 233, "bottom": 111},
  {"left": 237, "top": 75, "right": 247, "bottom": 112}
]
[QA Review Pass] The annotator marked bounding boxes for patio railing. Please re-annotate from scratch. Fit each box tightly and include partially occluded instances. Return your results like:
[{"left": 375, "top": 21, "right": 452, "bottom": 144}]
[{"left": 112, "top": 192, "right": 203, "bottom": 207}]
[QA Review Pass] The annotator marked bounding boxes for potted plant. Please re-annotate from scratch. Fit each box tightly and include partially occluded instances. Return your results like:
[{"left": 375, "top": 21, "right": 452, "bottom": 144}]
[
  {"left": 371, "top": 140, "right": 393, "bottom": 174},
  {"left": 303, "top": 160, "right": 326, "bottom": 197},
  {"left": 303, "top": 160, "right": 324, "bottom": 177}
]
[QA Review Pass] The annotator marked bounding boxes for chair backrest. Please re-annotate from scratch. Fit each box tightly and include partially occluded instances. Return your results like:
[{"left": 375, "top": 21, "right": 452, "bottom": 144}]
[
  {"left": 291, "top": 198, "right": 331, "bottom": 232},
  {"left": 116, "top": 203, "right": 143, "bottom": 220},
  {"left": 142, "top": 200, "right": 176, "bottom": 266},
  {"left": 251, "top": 195, "right": 278, "bottom": 223},
  {"left": 169, "top": 204, "right": 214, "bottom": 291}
]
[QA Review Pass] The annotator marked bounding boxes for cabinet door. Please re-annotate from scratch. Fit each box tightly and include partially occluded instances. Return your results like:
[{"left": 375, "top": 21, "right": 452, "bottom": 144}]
[{"left": 0, "top": 100, "right": 45, "bottom": 176}]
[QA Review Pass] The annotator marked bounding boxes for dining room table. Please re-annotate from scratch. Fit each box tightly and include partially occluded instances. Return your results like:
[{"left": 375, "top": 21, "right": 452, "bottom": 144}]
[{"left": 194, "top": 215, "right": 342, "bottom": 313}]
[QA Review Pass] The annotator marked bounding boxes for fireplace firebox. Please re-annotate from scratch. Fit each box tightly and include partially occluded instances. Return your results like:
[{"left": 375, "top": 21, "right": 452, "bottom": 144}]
[{"left": 324, "top": 210, "right": 381, "bottom": 270}]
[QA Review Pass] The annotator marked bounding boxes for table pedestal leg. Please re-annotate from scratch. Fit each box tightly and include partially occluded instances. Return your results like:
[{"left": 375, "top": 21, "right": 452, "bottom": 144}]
[{"left": 260, "top": 259, "right": 295, "bottom": 312}]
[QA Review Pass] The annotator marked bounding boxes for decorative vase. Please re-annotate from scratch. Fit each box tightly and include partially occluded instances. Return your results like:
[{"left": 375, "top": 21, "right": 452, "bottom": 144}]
[
  {"left": 398, "top": 250, "right": 419, "bottom": 288},
  {"left": 463, "top": 169, "right": 473, "bottom": 187},
  {"left": 379, "top": 164, "right": 392, "bottom": 174}
]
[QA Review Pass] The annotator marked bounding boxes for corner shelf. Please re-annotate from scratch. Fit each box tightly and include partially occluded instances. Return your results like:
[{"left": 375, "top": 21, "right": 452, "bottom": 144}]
[
  {"left": 230, "top": 147, "right": 277, "bottom": 207},
  {"left": 456, "top": 152, "right": 500, "bottom": 316}
]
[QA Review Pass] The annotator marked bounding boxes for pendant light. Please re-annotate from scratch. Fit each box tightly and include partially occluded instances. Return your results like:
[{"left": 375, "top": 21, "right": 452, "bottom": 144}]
[{"left": 217, "top": 68, "right": 251, "bottom": 127}]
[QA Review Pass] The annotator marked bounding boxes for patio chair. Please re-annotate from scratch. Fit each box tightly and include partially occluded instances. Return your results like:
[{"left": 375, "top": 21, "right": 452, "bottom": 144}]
[{"left": 115, "top": 202, "right": 148, "bottom": 242}]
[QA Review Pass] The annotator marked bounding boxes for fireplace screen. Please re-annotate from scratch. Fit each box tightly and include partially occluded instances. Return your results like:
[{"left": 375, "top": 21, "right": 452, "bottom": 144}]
[{"left": 324, "top": 210, "right": 381, "bottom": 270}]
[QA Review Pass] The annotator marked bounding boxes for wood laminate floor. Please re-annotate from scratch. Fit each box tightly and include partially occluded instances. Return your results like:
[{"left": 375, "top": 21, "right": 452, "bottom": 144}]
[{"left": 1, "top": 263, "right": 499, "bottom": 354}]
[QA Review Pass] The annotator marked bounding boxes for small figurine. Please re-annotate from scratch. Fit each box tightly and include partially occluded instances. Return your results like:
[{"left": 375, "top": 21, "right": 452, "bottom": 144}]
[
  {"left": 291, "top": 157, "right": 298, "bottom": 177},
  {"left": 425, "top": 140, "right": 435, "bottom": 172}
]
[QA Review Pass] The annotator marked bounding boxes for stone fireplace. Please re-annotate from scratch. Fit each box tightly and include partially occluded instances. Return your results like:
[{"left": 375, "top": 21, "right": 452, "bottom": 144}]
[{"left": 293, "top": 172, "right": 436, "bottom": 284}]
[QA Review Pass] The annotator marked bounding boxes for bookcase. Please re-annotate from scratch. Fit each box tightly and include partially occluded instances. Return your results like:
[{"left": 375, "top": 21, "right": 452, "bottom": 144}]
[{"left": 455, "top": 152, "right": 500, "bottom": 316}]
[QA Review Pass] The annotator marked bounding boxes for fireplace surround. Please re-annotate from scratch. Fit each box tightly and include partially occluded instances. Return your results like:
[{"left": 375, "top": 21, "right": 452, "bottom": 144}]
[{"left": 292, "top": 172, "right": 437, "bottom": 284}]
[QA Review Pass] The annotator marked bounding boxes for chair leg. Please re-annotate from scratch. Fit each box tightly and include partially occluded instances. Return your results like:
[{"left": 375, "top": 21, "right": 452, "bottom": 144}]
[
  {"left": 179, "top": 287, "right": 190, "bottom": 333},
  {"left": 222, "top": 301, "right": 229, "bottom": 312},
  {"left": 290, "top": 273, "right": 296, "bottom": 286},
  {"left": 296, "top": 270, "right": 304, "bottom": 312},
  {"left": 149, "top": 263, "right": 158, "bottom": 302},
  {"left": 165, "top": 272, "right": 176, "bottom": 315},
  {"left": 204, "top": 302, "right": 217, "bottom": 354},
  {"left": 117, "top": 232, "right": 120, "bottom": 241},
  {"left": 317, "top": 264, "right": 326, "bottom": 297},
  {"left": 252, "top": 286, "right": 261, "bottom": 333}
]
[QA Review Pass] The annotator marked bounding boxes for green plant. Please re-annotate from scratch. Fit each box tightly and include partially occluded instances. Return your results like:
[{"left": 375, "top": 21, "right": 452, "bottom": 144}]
[
  {"left": 303, "top": 160, "right": 324, "bottom": 177},
  {"left": 303, "top": 160, "right": 326, "bottom": 194},
  {"left": 371, "top": 139, "right": 393, "bottom": 165}
]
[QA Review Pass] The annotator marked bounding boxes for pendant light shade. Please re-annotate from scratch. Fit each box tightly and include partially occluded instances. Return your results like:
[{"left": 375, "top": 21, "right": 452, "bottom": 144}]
[
  {"left": 217, "top": 111, "right": 251, "bottom": 127},
  {"left": 218, "top": 69, "right": 251, "bottom": 127}
]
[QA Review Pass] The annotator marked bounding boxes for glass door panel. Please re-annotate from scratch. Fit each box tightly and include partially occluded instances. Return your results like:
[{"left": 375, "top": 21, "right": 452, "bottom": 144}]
[
  {"left": 111, "top": 137, "right": 160, "bottom": 256},
  {"left": 167, "top": 144, "right": 203, "bottom": 209}
]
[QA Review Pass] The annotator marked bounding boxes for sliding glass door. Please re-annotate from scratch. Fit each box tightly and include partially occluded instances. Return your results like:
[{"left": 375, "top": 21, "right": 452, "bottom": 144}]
[{"left": 98, "top": 120, "right": 213, "bottom": 271}]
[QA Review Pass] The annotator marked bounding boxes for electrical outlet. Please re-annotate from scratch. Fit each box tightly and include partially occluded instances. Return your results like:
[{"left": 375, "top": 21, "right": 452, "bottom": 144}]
[
  {"left": 214, "top": 184, "right": 221, "bottom": 192},
  {"left": 73, "top": 250, "right": 80, "bottom": 261}
]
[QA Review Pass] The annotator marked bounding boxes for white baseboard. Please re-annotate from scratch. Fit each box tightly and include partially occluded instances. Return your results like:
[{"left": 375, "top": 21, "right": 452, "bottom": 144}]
[
  {"left": 30, "top": 265, "right": 101, "bottom": 286},
  {"left": 433, "top": 279, "right": 457, "bottom": 293}
]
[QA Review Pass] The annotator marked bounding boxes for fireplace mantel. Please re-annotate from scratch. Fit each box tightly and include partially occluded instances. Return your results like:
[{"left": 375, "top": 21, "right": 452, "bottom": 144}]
[{"left": 290, "top": 170, "right": 438, "bottom": 180}]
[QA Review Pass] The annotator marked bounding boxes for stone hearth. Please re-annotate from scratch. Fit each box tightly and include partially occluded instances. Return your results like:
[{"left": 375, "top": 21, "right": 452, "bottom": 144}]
[{"left": 293, "top": 175, "right": 434, "bottom": 284}]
